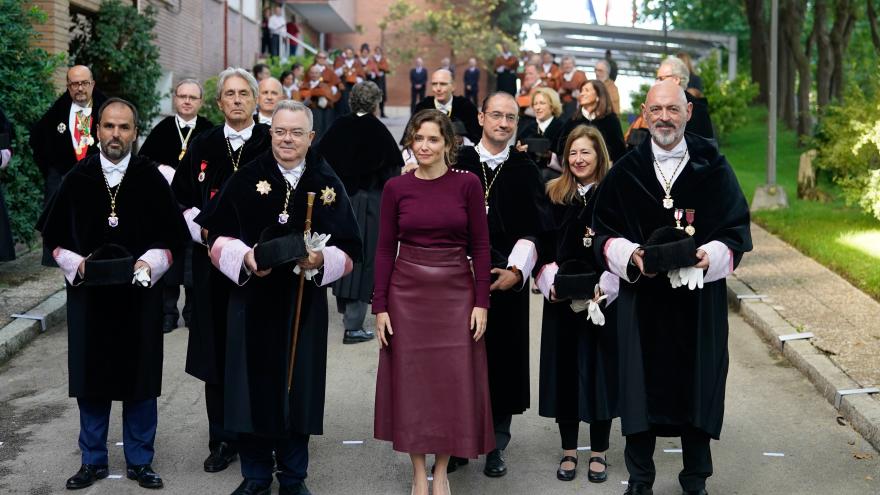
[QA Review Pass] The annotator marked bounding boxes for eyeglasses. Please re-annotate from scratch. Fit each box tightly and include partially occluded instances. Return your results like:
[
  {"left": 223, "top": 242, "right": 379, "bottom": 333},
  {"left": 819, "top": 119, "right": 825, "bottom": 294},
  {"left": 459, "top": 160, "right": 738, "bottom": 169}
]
[
  {"left": 68, "top": 80, "right": 93, "bottom": 89},
  {"left": 272, "top": 128, "right": 309, "bottom": 139},
  {"left": 485, "top": 112, "right": 518, "bottom": 123},
  {"left": 656, "top": 74, "right": 677, "bottom": 82},
  {"left": 175, "top": 94, "right": 201, "bottom": 101}
]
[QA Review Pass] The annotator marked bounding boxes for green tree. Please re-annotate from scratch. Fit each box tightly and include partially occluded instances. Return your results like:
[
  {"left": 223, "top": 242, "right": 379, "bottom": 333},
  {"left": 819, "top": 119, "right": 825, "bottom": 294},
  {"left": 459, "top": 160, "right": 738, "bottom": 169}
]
[
  {"left": 69, "top": 0, "right": 162, "bottom": 130},
  {"left": 492, "top": 0, "right": 536, "bottom": 40},
  {"left": 0, "top": 0, "right": 64, "bottom": 245}
]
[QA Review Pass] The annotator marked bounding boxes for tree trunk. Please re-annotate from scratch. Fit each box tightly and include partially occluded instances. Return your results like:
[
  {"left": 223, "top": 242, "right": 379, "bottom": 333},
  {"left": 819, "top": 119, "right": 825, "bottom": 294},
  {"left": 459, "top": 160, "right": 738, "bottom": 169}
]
[
  {"left": 867, "top": 0, "right": 880, "bottom": 52},
  {"left": 783, "top": 0, "right": 811, "bottom": 138},
  {"left": 777, "top": 0, "right": 796, "bottom": 129},
  {"left": 744, "top": 0, "right": 769, "bottom": 104},
  {"left": 814, "top": 0, "right": 832, "bottom": 110},
  {"left": 829, "top": 0, "right": 857, "bottom": 102}
]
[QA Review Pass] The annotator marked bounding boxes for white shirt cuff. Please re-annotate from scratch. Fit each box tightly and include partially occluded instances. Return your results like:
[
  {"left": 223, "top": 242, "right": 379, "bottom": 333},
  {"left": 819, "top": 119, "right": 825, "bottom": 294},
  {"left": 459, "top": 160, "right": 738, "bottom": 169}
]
[
  {"left": 53, "top": 247, "right": 85, "bottom": 285},
  {"left": 315, "top": 246, "right": 352, "bottom": 287},
  {"left": 699, "top": 240, "right": 733, "bottom": 283},
  {"left": 138, "top": 249, "right": 172, "bottom": 287},
  {"left": 0, "top": 149, "right": 11, "bottom": 169},
  {"left": 536, "top": 262, "right": 558, "bottom": 300},
  {"left": 604, "top": 237, "right": 640, "bottom": 283},
  {"left": 508, "top": 238, "right": 537, "bottom": 290},
  {"left": 183, "top": 207, "right": 203, "bottom": 244},
  {"left": 158, "top": 164, "right": 176, "bottom": 185},
  {"left": 599, "top": 271, "right": 619, "bottom": 305},
  {"left": 210, "top": 236, "right": 251, "bottom": 285}
]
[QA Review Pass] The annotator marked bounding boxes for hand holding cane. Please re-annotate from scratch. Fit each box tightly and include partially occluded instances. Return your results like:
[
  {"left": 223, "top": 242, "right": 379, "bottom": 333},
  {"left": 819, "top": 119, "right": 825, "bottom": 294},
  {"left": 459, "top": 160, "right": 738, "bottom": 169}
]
[{"left": 287, "top": 191, "right": 316, "bottom": 392}]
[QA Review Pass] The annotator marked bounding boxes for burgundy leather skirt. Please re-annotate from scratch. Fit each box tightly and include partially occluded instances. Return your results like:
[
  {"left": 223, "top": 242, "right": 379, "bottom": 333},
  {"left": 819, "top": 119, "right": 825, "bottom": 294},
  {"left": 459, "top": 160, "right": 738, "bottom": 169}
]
[{"left": 374, "top": 244, "right": 495, "bottom": 457}]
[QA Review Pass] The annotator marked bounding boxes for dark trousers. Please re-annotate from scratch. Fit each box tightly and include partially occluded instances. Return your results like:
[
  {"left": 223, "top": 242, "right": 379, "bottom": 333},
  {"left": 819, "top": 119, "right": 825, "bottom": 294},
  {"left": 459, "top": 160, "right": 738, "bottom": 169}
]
[
  {"left": 77, "top": 398, "right": 157, "bottom": 467},
  {"left": 205, "top": 382, "right": 237, "bottom": 451},
  {"left": 558, "top": 419, "right": 612, "bottom": 452},
  {"left": 376, "top": 75, "right": 387, "bottom": 115},
  {"left": 163, "top": 284, "right": 193, "bottom": 323},
  {"left": 338, "top": 297, "right": 368, "bottom": 331},
  {"left": 624, "top": 427, "right": 713, "bottom": 491},
  {"left": 239, "top": 433, "right": 310, "bottom": 487},
  {"left": 410, "top": 87, "right": 425, "bottom": 114},
  {"left": 465, "top": 89, "right": 479, "bottom": 106},
  {"left": 493, "top": 413, "right": 512, "bottom": 451}
]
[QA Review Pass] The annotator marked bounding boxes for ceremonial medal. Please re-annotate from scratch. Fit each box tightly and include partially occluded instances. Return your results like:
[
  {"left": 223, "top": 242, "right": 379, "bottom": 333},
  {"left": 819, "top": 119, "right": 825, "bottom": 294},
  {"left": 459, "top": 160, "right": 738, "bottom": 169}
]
[
  {"left": 278, "top": 179, "right": 293, "bottom": 224},
  {"left": 278, "top": 213, "right": 289, "bottom": 224},
  {"left": 684, "top": 209, "right": 696, "bottom": 236},
  {"left": 480, "top": 160, "right": 505, "bottom": 217},
  {"left": 256, "top": 180, "right": 272, "bottom": 195},
  {"left": 319, "top": 186, "right": 337, "bottom": 206},
  {"left": 176, "top": 118, "right": 194, "bottom": 162},
  {"left": 57, "top": 123, "right": 67, "bottom": 134},
  {"left": 582, "top": 226, "right": 595, "bottom": 248},
  {"left": 102, "top": 172, "right": 123, "bottom": 229},
  {"left": 198, "top": 160, "right": 207, "bottom": 182},
  {"left": 674, "top": 208, "right": 684, "bottom": 229},
  {"left": 654, "top": 151, "right": 688, "bottom": 211},
  {"left": 662, "top": 196, "right": 674, "bottom": 209},
  {"left": 178, "top": 148, "right": 186, "bottom": 161},
  {"left": 108, "top": 214, "right": 119, "bottom": 228}
]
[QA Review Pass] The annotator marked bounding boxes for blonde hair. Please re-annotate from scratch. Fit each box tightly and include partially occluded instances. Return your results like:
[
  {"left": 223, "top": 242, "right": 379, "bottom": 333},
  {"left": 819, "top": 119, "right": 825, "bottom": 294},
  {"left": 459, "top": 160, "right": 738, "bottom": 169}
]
[
  {"left": 546, "top": 125, "right": 610, "bottom": 205},
  {"left": 531, "top": 87, "right": 562, "bottom": 118}
]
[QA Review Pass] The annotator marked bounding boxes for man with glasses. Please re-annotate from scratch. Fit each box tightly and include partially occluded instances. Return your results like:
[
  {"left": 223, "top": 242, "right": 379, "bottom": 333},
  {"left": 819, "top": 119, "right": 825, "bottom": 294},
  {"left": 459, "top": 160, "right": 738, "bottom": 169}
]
[
  {"left": 656, "top": 57, "right": 715, "bottom": 142},
  {"left": 451, "top": 92, "right": 551, "bottom": 478},
  {"left": 171, "top": 67, "right": 272, "bottom": 476},
  {"left": 412, "top": 68, "right": 481, "bottom": 144},
  {"left": 140, "top": 79, "right": 213, "bottom": 334},
  {"left": 196, "top": 99, "right": 361, "bottom": 495},
  {"left": 31, "top": 65, "right": 107, "bottom": 264}
]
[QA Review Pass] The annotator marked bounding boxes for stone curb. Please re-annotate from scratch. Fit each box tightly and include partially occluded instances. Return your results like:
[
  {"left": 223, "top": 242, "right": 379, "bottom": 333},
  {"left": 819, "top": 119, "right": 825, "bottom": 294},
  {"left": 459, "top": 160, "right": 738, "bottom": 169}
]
[
  {"left": 727, "top": 276, "right": 880, "bottom": 452},
  {"left": 0, "top": 289, "right": 66, "bottom": 366}
]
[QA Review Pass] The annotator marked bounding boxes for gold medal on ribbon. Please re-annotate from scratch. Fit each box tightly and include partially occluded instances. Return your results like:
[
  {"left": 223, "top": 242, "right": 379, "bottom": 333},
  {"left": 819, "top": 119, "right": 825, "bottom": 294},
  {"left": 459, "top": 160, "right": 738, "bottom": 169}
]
[{"left": 178, "top": 148, "right": 186, "bottom": 161}]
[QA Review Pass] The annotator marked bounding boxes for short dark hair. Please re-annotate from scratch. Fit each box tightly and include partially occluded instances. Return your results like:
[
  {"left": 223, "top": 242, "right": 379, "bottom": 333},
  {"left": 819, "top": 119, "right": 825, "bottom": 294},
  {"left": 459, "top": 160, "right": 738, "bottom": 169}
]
[
  {"left": 252, "top": 63, "right": 269, "bottom": 76},
  {"left": 97, "top": 97, "right": 139, "bottom": 128},
  {"left": 480, "top": 91, "right": 516, "bottom": 113}
]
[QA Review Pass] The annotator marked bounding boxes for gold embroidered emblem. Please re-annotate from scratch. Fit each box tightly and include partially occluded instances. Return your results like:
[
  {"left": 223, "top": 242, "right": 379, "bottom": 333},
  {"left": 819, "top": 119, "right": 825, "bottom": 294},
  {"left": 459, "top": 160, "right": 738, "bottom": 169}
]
[
  {"left": 256, "top": 180, "right": 272, "bottom": 195},
  {"left": 320, "top": 186, "right": 337, "bottom": 206}
]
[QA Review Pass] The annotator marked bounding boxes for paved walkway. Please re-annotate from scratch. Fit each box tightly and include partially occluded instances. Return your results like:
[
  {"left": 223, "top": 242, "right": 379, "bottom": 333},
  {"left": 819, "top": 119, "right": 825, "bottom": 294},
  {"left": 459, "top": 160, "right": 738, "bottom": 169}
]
[{"left": 0, "top": 249, "right": 60, "bottom": 329}]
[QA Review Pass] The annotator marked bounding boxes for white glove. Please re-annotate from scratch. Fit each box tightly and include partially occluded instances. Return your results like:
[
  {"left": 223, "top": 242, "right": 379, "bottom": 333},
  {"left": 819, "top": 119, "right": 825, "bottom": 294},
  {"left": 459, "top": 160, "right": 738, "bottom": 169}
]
[
  {"left": 293, "top": 231, "right": 331, "bottom": 280},
  {"left": 587, "top": 296, "right": 607, "bottom": 326},
  {"left": 570, "top": 299, "right": 589, "bottom": 313},
  {"left": 132, "top": 266, "right": 151, "bottom": 287},
  {"left": 318, "top": 96, "right": 328, "bottom": 109},
  {"left": 669, "top": 266, "right": 704, "bottom": 290}
]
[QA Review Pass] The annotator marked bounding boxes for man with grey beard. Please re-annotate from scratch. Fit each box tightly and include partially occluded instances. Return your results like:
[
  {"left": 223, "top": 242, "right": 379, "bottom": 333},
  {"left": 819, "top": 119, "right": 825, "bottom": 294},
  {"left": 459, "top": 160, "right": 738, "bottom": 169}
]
[{"left": 591, "top": 80, "right": 752, "bottom": 495}]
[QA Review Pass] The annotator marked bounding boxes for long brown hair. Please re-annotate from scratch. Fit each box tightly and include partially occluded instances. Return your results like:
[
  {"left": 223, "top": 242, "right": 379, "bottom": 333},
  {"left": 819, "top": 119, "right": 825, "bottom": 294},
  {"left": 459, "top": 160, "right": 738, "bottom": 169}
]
[
  {"left": 546, "top": 124, "right": 610, "bottom": 205},
  {"left": 576, "top": 79, "right": 613, "bottom": 119},
  {"left": 400, "top": 109, "right": 458, "bottom": 166}
]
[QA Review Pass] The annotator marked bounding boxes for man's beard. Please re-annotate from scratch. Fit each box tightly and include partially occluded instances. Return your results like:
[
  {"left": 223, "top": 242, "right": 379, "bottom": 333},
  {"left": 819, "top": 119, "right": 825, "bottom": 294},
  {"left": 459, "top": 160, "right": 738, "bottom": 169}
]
[
  {"left": 103, "top": 140, "right": 130, "bottom": 161},
  {"left": 650, "top": 122, "right": 683, "bottom": 146}
]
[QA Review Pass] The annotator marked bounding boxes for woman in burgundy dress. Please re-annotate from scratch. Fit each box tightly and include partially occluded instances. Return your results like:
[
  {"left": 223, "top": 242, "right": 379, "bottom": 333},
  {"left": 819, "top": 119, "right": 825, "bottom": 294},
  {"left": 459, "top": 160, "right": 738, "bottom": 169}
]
[{"left": 373, "top": 110, "right": 494, "bottom": 495}]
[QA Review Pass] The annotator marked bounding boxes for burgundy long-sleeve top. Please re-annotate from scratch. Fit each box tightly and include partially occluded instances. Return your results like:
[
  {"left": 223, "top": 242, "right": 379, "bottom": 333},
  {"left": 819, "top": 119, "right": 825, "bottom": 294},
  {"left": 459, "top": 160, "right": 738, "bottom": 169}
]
[{"left": 372, "top": 168, "right": 491, "bottom": 313}]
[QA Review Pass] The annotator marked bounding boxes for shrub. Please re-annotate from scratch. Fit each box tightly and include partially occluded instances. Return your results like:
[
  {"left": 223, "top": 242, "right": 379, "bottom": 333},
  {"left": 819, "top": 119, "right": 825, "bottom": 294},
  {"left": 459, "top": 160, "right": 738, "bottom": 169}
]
[
  {"left": 0, "top": 1, "right": 64, "bottom": 245},
  {"left": 698, "top": 56, "right": 759, "bottom": 141},
  {"left": 69, "top": 0, "right": 162, "bottom": 131}
]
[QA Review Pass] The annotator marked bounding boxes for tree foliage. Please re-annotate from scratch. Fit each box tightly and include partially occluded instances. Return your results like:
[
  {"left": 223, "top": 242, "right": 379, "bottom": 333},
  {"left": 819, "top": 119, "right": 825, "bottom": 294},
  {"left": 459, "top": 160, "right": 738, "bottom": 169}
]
[
  {"left": 698, "top": 57, "right": 760, "bottom": 142},
  {"left": 70, "top": 0, "right": 162, "bottom": 130},
  {"left": 0, "top": 0, "right": 64, "bottom": 245}
]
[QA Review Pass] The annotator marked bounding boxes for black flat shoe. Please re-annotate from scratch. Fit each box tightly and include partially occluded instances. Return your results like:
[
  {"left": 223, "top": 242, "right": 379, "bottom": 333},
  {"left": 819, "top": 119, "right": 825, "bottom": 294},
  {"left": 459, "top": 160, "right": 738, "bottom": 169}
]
[
  {"left": 279, "top": 481, "right": 312, "bottom": 495},
  {"left": 588, "top": 455, "right": 608, "bottom": 483},
  {"left": 624, "top": 482, "right": 654, "bottom": 495},
  {"left": 126, "top": 464, "right": 163, "bottom": 489},
  {"left": 432, "top": 456, "right": 469, "bottom": 474},
  {"left": 66, "top": 464, "right": 109, "bottom": 490},
  {"left": 163, "top": 315, "right": 177, "bottom": 334},
  {"left": 231, "top": 479, "right": 272, "bottom": 495},
  {"left": 683, "top": 489, "right": 708, "bottom": 495},
  {"left": 483, "top": 449, "right": 507, "bottom": 477},
  {"left": 343, "top": 328, "right": 375, "bottom": 344},
  {"left": 556, "top": 455, "right": 577, "bottom": 481},
  {"left": 204, "top": 442, "right": 237, "bottom": 473}
]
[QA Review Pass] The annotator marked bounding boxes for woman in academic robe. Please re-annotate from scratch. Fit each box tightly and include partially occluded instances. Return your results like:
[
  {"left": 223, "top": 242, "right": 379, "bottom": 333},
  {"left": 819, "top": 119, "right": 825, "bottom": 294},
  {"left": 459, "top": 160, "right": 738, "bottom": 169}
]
[
  {"left": 373, "top": 110, "right": 493, "bottom": 495},
  {"left": 516, "top": 87, "right": 565, "bottom": 182},
  {"left": 534, "top": 124, "right": 620, "bottom": 484},
  {"left": 317, "top": 81, "right": 403, "bottom": 344},
  {"left": 556, "top": 80, "right": 626, "bottom": 164}
]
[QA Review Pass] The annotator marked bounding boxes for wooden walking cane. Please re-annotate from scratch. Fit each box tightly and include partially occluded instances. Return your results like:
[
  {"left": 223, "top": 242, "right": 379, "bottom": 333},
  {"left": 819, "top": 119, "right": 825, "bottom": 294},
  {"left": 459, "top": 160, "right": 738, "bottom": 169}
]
[{"left": 287, "top": 191, "right": 316, "bottom": 392}]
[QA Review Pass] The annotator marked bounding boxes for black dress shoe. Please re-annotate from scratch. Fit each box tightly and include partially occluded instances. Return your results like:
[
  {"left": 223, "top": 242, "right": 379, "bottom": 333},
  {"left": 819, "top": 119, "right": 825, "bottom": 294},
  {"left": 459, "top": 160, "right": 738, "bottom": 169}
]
[
  {"left": 556, "top": 455, "right": 577, "bottom": 481},
  {"left": 126, "top": 464, "right": 164, "bottom": 489},
  {"left": 231, "top": 479, "right": 272, "bottom": 495},
  {"left": 163, "top": 315, "right": 177, "bottom": 334},
  {"left": 683, "top": 489, "right": 708, "bottom": 495},
  {"left": 587, "top": 455, "right": 608, "bottom": 483},
  {"left": 204, "top": 442, "right": 237, "bottom": 472},
  {"left": 483, "top": 449, "right": 507, "bottom": 477},
  {"left": 432, "top": 456, "right": 469, "bottom": 474},
  {"left": 343, "top": 328, "right": 375, "bottom": 344},
  {"left": 279, "top": 481, "right": 312, "bottom": 495},
  {"left": 623, "top": 482, "right": 654, "bottom": 495},
  {"left": 66, "top": 464, "right": 109, "bottom": 490}
]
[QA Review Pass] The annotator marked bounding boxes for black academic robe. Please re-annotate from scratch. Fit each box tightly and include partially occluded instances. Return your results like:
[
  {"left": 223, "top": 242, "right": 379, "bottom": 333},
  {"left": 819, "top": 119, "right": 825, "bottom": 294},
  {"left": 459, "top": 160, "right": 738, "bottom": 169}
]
[
  {"left": 317, "top": 113, "right": 403, "bottom": 303},
  {"left": 537, "top": 191, "right": 618, "bottom": 424},
  {"left": 36, "top": 154, "right": 188, "bottom": 400},
  {"left": 517, "top": 117, "right": 565, "bottom": 179},
  {"left": 457, "top": 146, "right": 552, "bottom": 416},
  {"left": 139, "top": 115, "right": 213, "bottom": 168},
  {"left": 591, "top": 133, "right": 752, "bottom": 439},
  {"left": 686, "top": 92, "right": 715, "bottom": 141},
  {"left": 197, "top": 149, "right": 362, "bottom": 437},
  {"left": 556, "top": 111, "right": 626, "bottom": 164},
  {"left": 414, "top": 96, "right": 481, "bottom": 144},
  {"left": 29, "top": 91, "right": 108, "bottom": 201},
  {"left": 0, "top": 107, "right": 15, "bottom": 261},
  {"left": 171, "top": 124, "right": 271, "bottom": 384}
]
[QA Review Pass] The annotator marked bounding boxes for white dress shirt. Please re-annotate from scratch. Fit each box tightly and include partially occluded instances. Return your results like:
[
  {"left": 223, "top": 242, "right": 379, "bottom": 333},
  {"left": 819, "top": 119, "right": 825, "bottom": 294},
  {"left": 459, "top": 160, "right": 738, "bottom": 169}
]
[
  {"left": 100, "top": 152, "right": 131, "bottom": 188},
  {"left": 224, "top": 122, "right": 255, "bottom": 151},
  {"left": 475, "top": 141, "right": 510, "bottom": 170},
  {"left": 278, "top": 160, "right": 305, "bottom": 189}
]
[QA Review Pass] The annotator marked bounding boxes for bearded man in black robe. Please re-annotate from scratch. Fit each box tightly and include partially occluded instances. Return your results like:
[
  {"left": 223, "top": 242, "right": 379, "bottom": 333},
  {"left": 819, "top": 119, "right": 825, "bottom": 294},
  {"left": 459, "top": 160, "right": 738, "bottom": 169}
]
[
  {"left": 171, "top": 67, "right": 271, "bottom": 474},
  {"left": 198, "top": 100, "right": 361, "bottom": 495},
  {"left": 591, "top": 80, "right": 752, "bottom": 495},
  {"left": 38, "top": 98, "right": 188, "bottom": 491}
]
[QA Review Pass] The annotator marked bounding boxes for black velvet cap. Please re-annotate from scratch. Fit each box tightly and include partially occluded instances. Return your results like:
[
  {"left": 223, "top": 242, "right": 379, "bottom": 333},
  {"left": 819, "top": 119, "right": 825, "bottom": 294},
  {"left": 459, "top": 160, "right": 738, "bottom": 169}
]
[
  {"left": 254, "top": 225, "right": 307, "bottom": 271},
  {"left": 553, "top": 259, "right": 599, "bottom": 300},
  {"left": 524, "top": 137, "right": 551, "bottom": 155},
  {"left": 642, "top": 226, "right": 699, "bottom": 273},
  {"left": 84, "top": 244, "right": 134, "bottom": 286}
]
